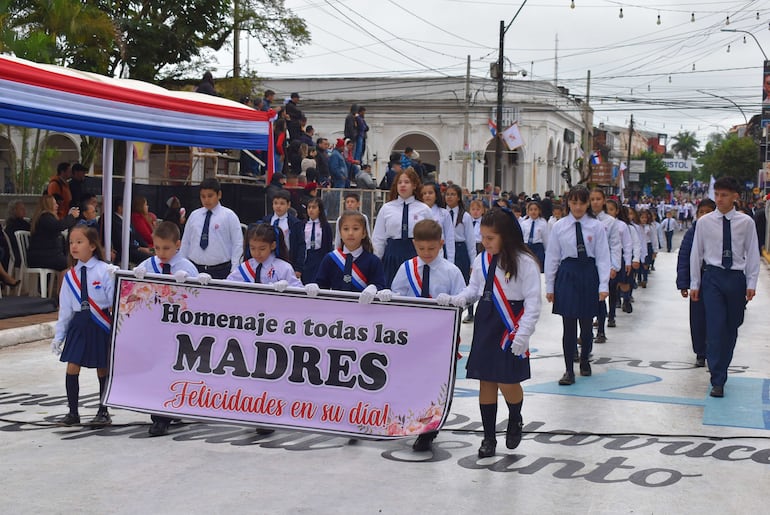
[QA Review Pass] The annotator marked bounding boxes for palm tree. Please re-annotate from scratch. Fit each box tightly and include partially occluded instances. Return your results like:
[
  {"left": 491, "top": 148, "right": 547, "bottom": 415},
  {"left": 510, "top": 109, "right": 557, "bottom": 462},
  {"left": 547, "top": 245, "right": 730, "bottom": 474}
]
[{"left": 671, "top": 131, "right": 700, "bottom": 160}]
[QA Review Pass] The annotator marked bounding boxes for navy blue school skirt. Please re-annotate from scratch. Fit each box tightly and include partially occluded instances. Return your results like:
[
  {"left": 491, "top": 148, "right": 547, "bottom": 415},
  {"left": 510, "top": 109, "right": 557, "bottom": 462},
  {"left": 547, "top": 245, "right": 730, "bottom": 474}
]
[
  {"left": 383, "top": 238, "right": 416, "bottom": 287},
  {"left": 526, "top": 242, "right": 545, "bottom": 272},
  {"left": 454, "top": 242, "right": 471, "bottom": 283},
  {"left": 60, "top": 310, "right": 111, "bottom": 368},
  {"left": 302, "top": 248, "right": 324, "bottom": 285},
  {"left": 553, "top": 257, "right": 599, "bottom": 319},
  {"left": 467, "top": 298, "right": 530, "bottom": 384},
  {"left": 645, "top": 242, "right": 654, "bottom": 266}
]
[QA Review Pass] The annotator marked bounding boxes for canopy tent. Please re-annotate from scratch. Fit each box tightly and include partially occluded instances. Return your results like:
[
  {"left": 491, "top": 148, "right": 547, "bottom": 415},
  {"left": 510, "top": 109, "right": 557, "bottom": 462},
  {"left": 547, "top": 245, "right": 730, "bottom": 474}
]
[{"left": 0, "top": 54, "right": 273, "bottom": 268}]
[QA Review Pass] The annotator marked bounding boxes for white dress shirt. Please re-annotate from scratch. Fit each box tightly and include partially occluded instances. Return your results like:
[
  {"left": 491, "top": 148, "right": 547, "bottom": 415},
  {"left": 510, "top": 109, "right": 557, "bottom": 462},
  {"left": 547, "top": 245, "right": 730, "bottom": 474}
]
[
  {"left": 54, "top": 257, "right": 115, "bottom": 342},
  {"left": 449, "top": 208, "right": 477, "bottom": 264},
  {"left": 304, "top": 218, "right": 324, "bottom": 250},
  {"left": 390, "top": 255, "right": 466, "bottom": 298},
  {"left": 226, "top": 254, "right": 303, "bottom": 286},
  {"left": 520, "top": 217, "right": 549, "bottom": 248},
  {"left": 136, "top": 253, "right": 200, "bottom": 276},
  {"left": 371, "top": 196, "right": 432, "bottom": 257},
  {"left": 689, "top": 208, "right": 760, "bottom": 290},
  {"left": 544, "top": 213, "right": 611, "bottom": 294},
  {"left": 180, "top": 203, "right": 243, "bottom": 271},
  {"left": 596, "top": 211, "right": 620, "bottom": 271},
  {"left": 270, "top": 214, "right": 291, "bottom": 250},
  {"left": 428, "top": 204, "right": 455, "bottom": 262}
]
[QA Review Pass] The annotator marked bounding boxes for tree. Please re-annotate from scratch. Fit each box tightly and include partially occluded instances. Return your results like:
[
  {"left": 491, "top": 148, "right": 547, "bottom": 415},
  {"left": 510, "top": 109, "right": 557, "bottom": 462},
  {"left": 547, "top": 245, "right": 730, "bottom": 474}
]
[
  {"left": 636, "top": 150, "right": 670, "bottom": 197},
  {"left": 671, "top": 131, "right": 700, "bottom": 160},
  {"left": 697, "top": 134, "right": 759, "bottom": 184}
]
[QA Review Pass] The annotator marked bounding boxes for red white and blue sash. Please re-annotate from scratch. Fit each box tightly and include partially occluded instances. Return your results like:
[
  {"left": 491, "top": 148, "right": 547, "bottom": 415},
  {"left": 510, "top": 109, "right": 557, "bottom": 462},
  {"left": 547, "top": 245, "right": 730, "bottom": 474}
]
[
  {"left": 330, "top": 249, "right": 368, "bottom": 291},
  {"left": 64, "top": 267, "right": 111, "bottom": 333},
  {"left": 404, "top": 257, "right": 430, "bottom": 298},
  {"left": 238, "top": 259, "right": 259, "bottom": 282},
  {"left": 481, "top": 251, "right": 525, "bottom": 353},
  {"left": 150, "top": 256, "right": 162, "bottom": 274}
]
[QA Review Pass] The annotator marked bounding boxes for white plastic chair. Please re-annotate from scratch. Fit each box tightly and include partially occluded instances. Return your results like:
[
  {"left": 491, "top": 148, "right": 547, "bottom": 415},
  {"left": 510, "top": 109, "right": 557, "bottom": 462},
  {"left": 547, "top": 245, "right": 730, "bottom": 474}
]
[
  {"left": 14, "top": 230, "right": 58, "bottom": 298},
  {"left": 2, "top": 229, "right": 20, "bottom": 296}
]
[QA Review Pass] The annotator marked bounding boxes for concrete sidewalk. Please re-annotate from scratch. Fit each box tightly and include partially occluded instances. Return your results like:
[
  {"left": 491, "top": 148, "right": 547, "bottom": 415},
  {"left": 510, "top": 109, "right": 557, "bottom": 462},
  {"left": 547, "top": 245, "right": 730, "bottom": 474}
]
[{"left": 2, "top": 235, "right": 770, "bottom": 514}]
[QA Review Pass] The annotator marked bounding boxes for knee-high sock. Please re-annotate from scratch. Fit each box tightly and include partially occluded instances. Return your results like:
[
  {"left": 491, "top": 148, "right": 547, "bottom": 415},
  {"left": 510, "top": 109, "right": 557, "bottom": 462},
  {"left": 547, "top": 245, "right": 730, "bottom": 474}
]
[
  {"left": 98, "top": 375, "right": 107, "bottom": 412},
  {"left": 506, "top": 400, "right": 522, "bottom": 427},
  {"left": 479, "top": 403, "right": 498, "bottom": 441},
  {"left": 65, "top": 374, "right": 79, "bottom": 415}
]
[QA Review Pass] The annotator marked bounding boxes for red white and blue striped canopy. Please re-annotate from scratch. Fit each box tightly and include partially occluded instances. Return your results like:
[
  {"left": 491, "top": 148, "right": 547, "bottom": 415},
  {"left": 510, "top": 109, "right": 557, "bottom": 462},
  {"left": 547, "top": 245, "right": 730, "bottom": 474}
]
[{"left": 0, "top": 54, "right": 270, "bottom": 150}]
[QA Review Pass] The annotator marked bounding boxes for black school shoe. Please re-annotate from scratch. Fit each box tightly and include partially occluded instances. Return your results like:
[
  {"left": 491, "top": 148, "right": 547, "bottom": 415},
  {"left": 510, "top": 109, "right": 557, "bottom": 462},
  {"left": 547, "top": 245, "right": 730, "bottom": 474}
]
[
  {"left": 478, "top": 439, "right": 497, "bottom": 458},
  {"left": 710, "top": 385, "right": 724, "bottom": 398},
  {"left": 412, "top": 433, "right": 435, "bottom": 452},
  {"left": 607, "top": 318, "right": 616, "bottom": 328},
  {"left": 695, "top": 357, "right": 706, "bottom": 368},
  {"left": 506, "top": 418, "right": 523, "bottom": 449},
  {"left": 580, "top": 361, "right": 592, "bottom": 376},
  {"left": 594, "top": 333, "right": 607, "bottom": 343},
  {"left": 60, "top": 413, "right": 80, "bottom": 426},
  {"left": 148, "top": 419, "right": 170, "bottom": 437},
  {"left": 558, "top": 373, "right": 575, "bottom": 385},
  {"left": 88, "top": 410, "right": 112, "bottom": 426}
]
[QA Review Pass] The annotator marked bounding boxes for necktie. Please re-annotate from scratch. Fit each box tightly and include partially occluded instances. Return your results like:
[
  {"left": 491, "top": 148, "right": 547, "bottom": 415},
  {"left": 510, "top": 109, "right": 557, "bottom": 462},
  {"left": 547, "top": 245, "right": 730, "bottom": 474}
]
[
  {"left": 421, "top": 264, "right": 431, "bottom": 298},
  {"left": 161, "top": 263, "right": 171, "bottom": 275},
  {"left": 722, "top": 216, "right": 732, "bottom": 269},
  {"left": 401, "top": 202, "right": 409, "bottom": 239},
  {"left": 254, "top": 263, "right": 262, "bottom": 283},
  {"left": 200, "top": 210, "right": 212, "bottom": 249},
  {"left": 473, "top": 220, "right": 478, "bottom": 227},
  {"left": 80, "top": 266, "right": 89, "bottom": 310},
  {"left": 528, "top": 219, "right": 535, "bottom": 244},
  {"left": 450, "top": 209, "right": 455, "bottom": 223},
  {"left": 482, "top": 255, "right": 498, "bottom": 300},
  {"left": 576, "top": 221, "right": 587, "bottom": 259},
  {"left": 273, "top": 218, "right": 280, "bottom": 228},
  {"left": 310, "top": 221, "right": 316, "bottom": 249}
]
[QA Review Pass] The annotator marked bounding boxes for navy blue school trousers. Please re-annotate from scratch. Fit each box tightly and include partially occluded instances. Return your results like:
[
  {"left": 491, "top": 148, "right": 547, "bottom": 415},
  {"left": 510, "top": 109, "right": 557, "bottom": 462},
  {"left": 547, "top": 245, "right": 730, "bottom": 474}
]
[
  {"left": 701, "top": 266, "right": 746, "bottom": 387},
  {"left": 689, "top": 298, "right": 706, "bottom": 359}
]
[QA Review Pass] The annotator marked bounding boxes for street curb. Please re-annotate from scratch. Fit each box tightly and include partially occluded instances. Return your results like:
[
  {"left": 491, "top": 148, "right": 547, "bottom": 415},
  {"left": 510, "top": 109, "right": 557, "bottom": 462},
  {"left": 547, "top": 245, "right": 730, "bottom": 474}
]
[{"left": 0, "top": 321, "right": 55, "bottom": 349}]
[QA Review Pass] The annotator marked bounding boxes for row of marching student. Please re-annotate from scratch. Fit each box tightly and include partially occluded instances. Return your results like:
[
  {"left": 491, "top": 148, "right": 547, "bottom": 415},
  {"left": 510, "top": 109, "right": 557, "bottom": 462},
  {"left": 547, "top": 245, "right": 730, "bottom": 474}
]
[{"left": 49, "top": 175, "right": 760, "bottom": 459}]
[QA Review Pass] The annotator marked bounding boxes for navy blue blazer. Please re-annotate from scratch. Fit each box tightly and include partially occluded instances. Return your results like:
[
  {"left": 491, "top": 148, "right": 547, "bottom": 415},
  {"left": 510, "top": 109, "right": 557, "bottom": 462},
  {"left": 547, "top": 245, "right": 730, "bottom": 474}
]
[
  {"left": 262, "top": 214, "right": 307, "bottom": 274},
  {"left": 676, "top": 222, "right": 696, "bottom": 290},
  {"left": 315, "top": 250, "right": 386, "bottom": 291}
]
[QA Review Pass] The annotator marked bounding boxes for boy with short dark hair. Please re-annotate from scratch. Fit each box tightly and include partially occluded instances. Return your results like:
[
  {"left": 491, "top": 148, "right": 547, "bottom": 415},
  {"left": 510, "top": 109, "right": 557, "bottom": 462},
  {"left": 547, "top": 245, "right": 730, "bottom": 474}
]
[
  {"left": 389, "top": 219, "right": 466, "bottom": 452},
  {"left": 180, "top": 178, "right": 243, "bottom": 279},
  {"left": 263, "top": 189, "right": 305, "bottom": 278},
  {"left": 689, "top": 177, "right": 760, "bottom": 398}
]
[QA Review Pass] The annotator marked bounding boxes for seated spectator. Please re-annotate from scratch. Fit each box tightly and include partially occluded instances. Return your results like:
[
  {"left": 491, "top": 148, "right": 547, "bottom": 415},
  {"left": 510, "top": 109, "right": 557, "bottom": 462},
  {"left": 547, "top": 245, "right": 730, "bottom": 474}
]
[
  {"left": 4, "top": 200, "right": 31, "bottom": 267},
  {"left": 106, "top": 197, "right": 152, "bottom": 265},
  {"left": 78, "top": 199, "right": 99, "bottom": 229},
  {"left": 355, "top": 164, "right": 376, "bottom": 189},
  {"left": 28, "top": 194, "right": 78, "bottom": 271},
  {"left": 130, "top": 195, "right": 155, "bottom": 247}
]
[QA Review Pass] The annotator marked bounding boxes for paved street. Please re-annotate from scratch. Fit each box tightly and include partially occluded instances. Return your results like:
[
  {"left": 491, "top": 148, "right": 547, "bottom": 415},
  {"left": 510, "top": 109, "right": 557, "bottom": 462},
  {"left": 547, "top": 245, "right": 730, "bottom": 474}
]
[{"left": 2, "top": 233, "right": 770, "bottom": 514}]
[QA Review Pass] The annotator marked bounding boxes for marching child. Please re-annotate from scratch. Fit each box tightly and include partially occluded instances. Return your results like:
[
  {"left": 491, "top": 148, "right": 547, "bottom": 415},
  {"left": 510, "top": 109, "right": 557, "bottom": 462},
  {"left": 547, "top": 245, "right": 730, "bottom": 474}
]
[
  {"left": 638, "top": 209, "right": 658, "bottom": 287},
  {"left": 180, "top": 178, "right": 243, "bottom": 279},
  {"left": 372, "top": 168, "right": 431, "bottom": 286},
  {"left": 445, "top": 184, "right": 477, "bottom": 322},
  {"left": 519, "top": 200, "right": 548, "bottom": 271},
  {"left": 334, "top": 192, "right": 371, "bottom": 249},
  {"left": 605, "top": 199, "right": 634, "bottom": 327},
  {"left": 51, "top": 225, "right": 116, "bottom": 426},
  {"left": 676, "top": 199, "right": 715, "bottom": 368},
  {"left": 311, "top": 210, "right": 386, "bottom": 293},
  {"left": 469, "top": 199, "right": 486, "bottom": 255},
  {"left": 450, "top": 209, "right": 542, "bottom": 458},
  {"left": 544, "top": 186, "right": 610, "bottom": 386},
  {"left": 302, "top": 197, "right": 333, "bottom": 284},
  {"left": 420, "top": 182, "right": 455, "bottom": 263},
  {"left": 660, "top": 210, "right": 679, "bottom": 252},
  {"left": 548, "top": 203, "right": 564, "bottom": 231},
  {"left": 589, "top": 188, "right": 621, "bottom": 343},
  {"left": 263, "top": 189, "right": 306, "bottom": 280},
  {"left": 135, "top": 221, "right": 200, "bottom": 436},
  {"left": 227, "top": 223, "right": 303, "bottom": 289},
  {"left": 389, "top": 219, "right": 467, "bottom": 452}
]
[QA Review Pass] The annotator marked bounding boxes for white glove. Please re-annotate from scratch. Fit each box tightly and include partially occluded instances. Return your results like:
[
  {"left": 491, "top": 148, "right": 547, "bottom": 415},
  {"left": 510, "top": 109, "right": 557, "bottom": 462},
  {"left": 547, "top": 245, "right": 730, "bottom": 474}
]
[
  {"left": 51, "top": 339, "right": 63, "bottom": 355},
  {"left": 511, "top": 336, "right": 529, "bottom": 357},
  {"left": 376, "top": 289, "right": 393, "bottom": 302},
  {"left": 173, "top": 270, "right": 188, "bottom": 283},
  {"left": 359, "top": 284, "right": 377, "bottom": 304},
  {"left": 133, "top": 267, "right": 147, "bottom": 279},
  {"left": 450, "top": 295, "right": 467, "bottom": 308},
  {"left": 106, "top": 264, "right": 120, "bottom": 279},
  {"left": 197, "top": 273, "right": 212, "bottom": 285},
  {"left": 273, "top": 280, "right": 289, "bottom": 292},
  {"left": 435, "top": 293, "right": 452, "bottom": 306},
  {"left": 305, "top": 283, "right": 320, "bottom": 297}
]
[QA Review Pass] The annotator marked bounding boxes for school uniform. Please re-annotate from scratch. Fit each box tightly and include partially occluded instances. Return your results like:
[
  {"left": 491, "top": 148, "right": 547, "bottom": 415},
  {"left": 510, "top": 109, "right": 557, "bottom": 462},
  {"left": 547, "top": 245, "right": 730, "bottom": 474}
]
[
  {"left": 660, "top": 216, "right": 678, "bottom": 252},
  {"left": 544, "top": 214, "right": 610, "bottom": 374},
  {"left": 447, "top": 207, "right": 476, "bottom": 283},
  {"left": 55, "top": 257, "right": 115, "bottom": 368},
  {"left": 458, "top": 251, "right": 541, "bottom": 384},
  {"left": 302, "top": 218, "right": 333, "bottom": 284},
  {"left": 428, "top": 204, "right": 455, "bottom": 263},
  {"left": 371, "top": 196, "right": 431, "bottom": 286},
  {"left": 181, "top": 203, "right": 243, "bottom": 278},
  {"left": 226, "top": 254, "right": 303, "bottom": 287},
  {"left": 519, "top": 217, "right": 548, "bottom": 271},
  {"left": 334, "top": 213, "right": 371, "bottom": 250},
  {"left": 676, "top": 222, "right": 706, "bottom": 363},
  {"left": 690, "top": 208, "right": 760, "bottom": 390},
  {"left": 390, "top": 255, "right": 466, "bottom": 299},
  {"left": 471, "top": 216, "right": 483, "bottom": 255},
  {"left": 135, "top": 254, "right": 199, "bottom": 435},
  {"left": 263, "top": 213, "right": 306, "bottom": 275},
  {"left": 595, "top": 211, "right": 621, "bottom": 336},
  {"left": 608, "top": 219, "right": 634, "bottom": 321},
  {"left": 315, "top": 246, "right": 386, "bottom": 291}
]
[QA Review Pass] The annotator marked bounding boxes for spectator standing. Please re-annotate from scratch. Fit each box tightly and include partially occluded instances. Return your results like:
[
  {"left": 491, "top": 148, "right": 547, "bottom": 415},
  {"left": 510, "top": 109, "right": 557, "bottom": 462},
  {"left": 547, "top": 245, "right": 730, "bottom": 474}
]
[
  {"left": 344, "top": 104, "right": 359, "bottom": 156},
  {"left": 47, "top": 162, "right": 72, "bottom": 219},
  {"left": 69, "top": 163, "right": 87, "bottom": 208},
  {"left": 355, "top": 106, "right": 369, "bottom": 163},
  {"left": 329, "top": 139, "right": 348, "bottom": 188},
  {"left": 315, "top": 138, "right": 331, "bottom": 187},
  {"left": 194, "top": 71, "right": 217, "bottom": 96},
  {"left": 285, "top": 92, "right": 304, "bottom": 142}
]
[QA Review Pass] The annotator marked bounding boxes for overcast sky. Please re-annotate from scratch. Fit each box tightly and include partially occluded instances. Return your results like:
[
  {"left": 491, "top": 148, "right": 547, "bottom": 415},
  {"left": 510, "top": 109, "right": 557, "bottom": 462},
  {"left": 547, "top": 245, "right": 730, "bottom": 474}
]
[{"left": 214, "top": 0, "right": 770, "bottom": 149}]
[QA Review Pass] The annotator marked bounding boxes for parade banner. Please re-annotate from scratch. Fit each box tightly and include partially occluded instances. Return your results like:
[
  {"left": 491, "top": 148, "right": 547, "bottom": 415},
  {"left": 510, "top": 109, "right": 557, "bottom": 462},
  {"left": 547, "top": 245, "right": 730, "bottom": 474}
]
[{"left": 105, "top": 273, "right": 460, "bottom": 439}]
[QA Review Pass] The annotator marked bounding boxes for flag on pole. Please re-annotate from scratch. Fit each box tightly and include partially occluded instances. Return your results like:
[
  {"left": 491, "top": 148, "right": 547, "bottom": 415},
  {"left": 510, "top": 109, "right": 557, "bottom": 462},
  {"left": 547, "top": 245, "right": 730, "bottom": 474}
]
[
  {"left": 590, "top": 151, "right": 602, "bottom": 165},
  {"left": 707, "top": 175, "right": 716, "bottom": 199},
  {"left": 501, "top": 123, "right": 524, "bottom": 150},
  {"left": 488, "top": 118, "right": 497, "bottom": 137},
  {"left": 664, "top": 173, "right": 673, "bottom": 191}
]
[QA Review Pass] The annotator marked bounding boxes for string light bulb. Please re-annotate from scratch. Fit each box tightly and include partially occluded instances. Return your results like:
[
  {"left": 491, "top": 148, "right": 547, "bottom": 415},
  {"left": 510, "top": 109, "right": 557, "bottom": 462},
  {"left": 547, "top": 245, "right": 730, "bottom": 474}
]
[
  {"left": 758, "top": 12, "right": 761, "bottom": 20},
  {"left": 727, "top": 44, "right": 731, "bottom": 53},
  {"left": 668, "top": 75, "right": 672, "bottom": 83},
  {"left": 691, "top": 12, "right": 695, "bottom": 22},
  {"left": 726, "top": 16, "right": 730, "bottom": 26},
  {"left": 570, "top": 0, "right": 575, "bottom": 8},
  {"left": 657, "top": 14, "right": 661, "bottom": 25},
  {"left": 619, "top": 8, "right": 623, "bottom": 19},
  {"left": 744, "top": 36, "right": 747, "bottom": 44},
  {"left": 692, "top": 63, "right": 695, "bottom": 71},
  {"left": 647, "top": 84, "right": 650, "bottom": 91}
]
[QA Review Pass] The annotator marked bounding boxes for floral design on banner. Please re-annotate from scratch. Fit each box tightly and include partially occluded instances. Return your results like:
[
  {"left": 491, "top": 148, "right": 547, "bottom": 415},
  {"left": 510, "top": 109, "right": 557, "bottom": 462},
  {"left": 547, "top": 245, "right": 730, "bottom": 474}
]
[
  {"left": 116, "top": 280, "right": 196, "bottom": 333},
  {"left": 363, "top": 383, "right": 448, "bottom": 436}
]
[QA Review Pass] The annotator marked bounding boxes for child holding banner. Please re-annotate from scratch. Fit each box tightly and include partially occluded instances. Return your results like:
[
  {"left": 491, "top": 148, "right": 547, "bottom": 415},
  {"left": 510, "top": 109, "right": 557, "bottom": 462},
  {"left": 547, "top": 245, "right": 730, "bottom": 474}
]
[
  {"left": 449, "top": 209, "right": 542, "bottom": 458},
  {"left": 308, "top": 210, "right": 386, "bottom": 296},
  {"left": 301, "top": 197, "right": 333, "bottom": 284},
  {"left": 51, "top": 225, "right": 116, "bottom": 426},
  {"left": 227, "top": 223, "right": 302, "bottom": 290},
  {"left": 389, "top": 219, "right": 466, "bottom": 452},
  {"left": 133, "top": 221, "right": 200, "bottom": 437}
]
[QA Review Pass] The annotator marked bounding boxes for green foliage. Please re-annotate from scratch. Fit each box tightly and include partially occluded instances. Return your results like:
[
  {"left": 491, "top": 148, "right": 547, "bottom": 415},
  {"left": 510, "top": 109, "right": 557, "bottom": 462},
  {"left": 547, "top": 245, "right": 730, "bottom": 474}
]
[
  {"left": 670, "top": 131, "right": 700, "bottom": 161},
  {"left": 696, "top": 134, "right": 759, "bottom": 184},
  {"left": 636, "top": 150, "right": 671, "bottom": 197}
]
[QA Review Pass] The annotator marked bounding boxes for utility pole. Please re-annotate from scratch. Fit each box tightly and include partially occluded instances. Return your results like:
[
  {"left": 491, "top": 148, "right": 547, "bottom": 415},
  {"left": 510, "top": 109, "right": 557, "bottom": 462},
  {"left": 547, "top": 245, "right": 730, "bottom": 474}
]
[
  {"left": 233, "top": 0, "right": 241, "bottom": 78},
  {"left": 626, "top": 114, "right": 634, "bottom": 195},
  {"left": 554, "top": 34, "right": 558, "bottom": 86},
  {"left": 581, "top": 70, "right": 592, "bottom": 182},
  {"left": 462, "top": 55, "right": 471, "bottom": 188},
  {"left": 494, "top": 20, "right": 504, "bottom": 190}
]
